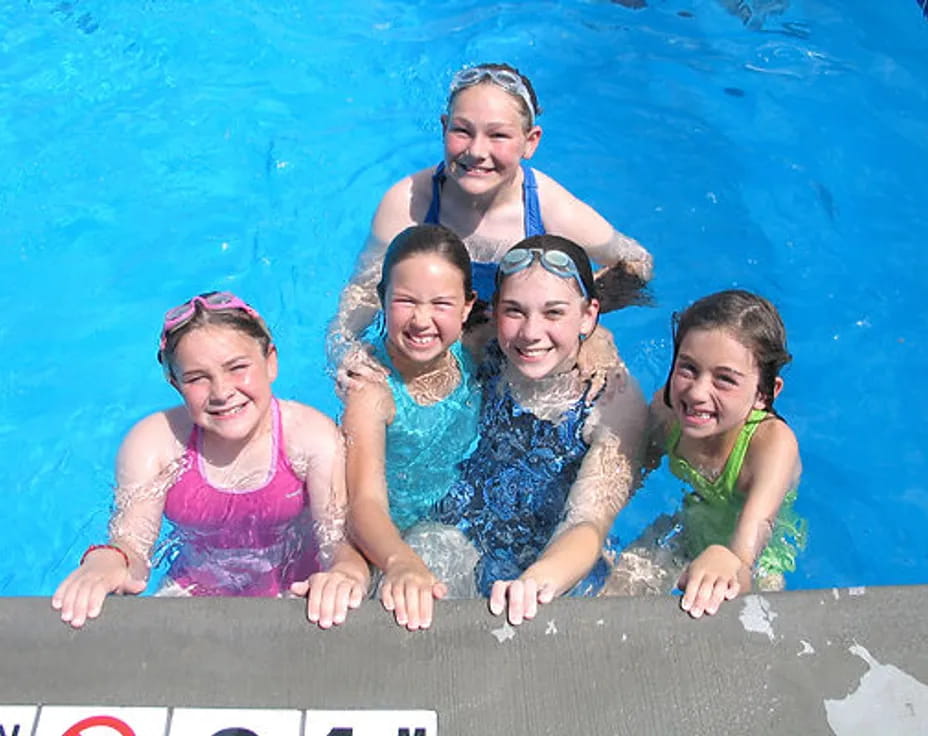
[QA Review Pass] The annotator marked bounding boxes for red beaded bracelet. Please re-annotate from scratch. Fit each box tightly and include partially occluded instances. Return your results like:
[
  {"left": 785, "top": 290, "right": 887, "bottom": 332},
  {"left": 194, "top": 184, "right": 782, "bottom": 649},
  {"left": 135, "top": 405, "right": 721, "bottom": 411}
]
[{"left": 80, "top": 544, "right": 130, "bottom": 568}]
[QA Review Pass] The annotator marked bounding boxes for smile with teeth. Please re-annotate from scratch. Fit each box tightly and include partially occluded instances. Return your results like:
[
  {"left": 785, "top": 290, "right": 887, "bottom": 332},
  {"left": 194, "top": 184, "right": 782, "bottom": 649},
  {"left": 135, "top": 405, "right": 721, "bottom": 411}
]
[
  {"left": 405, "top": 333, "right": 439, "bottom": 347},
  {"left": 683, "top": 405, "right": 715, "bottom": 422},
  {"left": 209, "top": 403, "right": 247, "bottom": 418},
  {"left": 455, "top": 160, "right": 494, "bottom": 174},
  {"left": 516, "top": 345, "right": 550, "bottom": 360}
]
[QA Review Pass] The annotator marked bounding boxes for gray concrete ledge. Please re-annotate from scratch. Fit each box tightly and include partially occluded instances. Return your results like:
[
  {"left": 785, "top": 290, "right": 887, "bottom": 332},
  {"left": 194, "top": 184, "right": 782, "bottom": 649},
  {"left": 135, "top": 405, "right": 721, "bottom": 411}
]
[{"left": 2, "top": 587, "right": 927, "bottom": 735}]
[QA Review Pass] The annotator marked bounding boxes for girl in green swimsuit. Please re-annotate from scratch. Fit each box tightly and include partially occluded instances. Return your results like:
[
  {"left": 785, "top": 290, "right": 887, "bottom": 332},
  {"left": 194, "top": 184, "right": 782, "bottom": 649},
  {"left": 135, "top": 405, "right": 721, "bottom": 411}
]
[{"left": 604, "top": 290, "right": 806, "bottom": 618}]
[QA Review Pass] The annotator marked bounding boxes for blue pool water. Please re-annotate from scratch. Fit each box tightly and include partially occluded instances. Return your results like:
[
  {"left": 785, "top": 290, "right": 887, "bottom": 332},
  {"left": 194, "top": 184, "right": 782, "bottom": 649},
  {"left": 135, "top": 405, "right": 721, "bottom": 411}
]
[{"left": 1, "top": 0, "right": 925, "bottom": 596}]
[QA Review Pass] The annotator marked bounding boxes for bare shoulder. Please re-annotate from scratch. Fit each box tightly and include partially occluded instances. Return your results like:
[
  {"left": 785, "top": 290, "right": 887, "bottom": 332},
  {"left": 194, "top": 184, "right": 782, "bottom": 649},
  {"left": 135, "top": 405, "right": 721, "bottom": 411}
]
[
  {"left": 531, "top": 168, "right": 613, "bottom": 245},
  {"left": 751, "top": 414, "right": 799, "bottom": 457},
  {"left": 341, "top": 379, "right": 396, "bottom": 427},
  {"left": 279, "top": 399, "right": 340, "bottom": 453},
  {"left": 372, "top": 167, "right": 434, "bottom": 241},
  {"left": 116, "top": 407, "right": 190, "bottom": 485},
  {"left": 648, "top": 388, "right": 675, "bottom": 442}
]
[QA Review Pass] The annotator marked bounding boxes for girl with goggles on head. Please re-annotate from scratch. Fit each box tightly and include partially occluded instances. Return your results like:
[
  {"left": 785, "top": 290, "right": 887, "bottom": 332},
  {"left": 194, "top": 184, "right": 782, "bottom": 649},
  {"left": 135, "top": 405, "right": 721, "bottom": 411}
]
[
  {"left": 327, "top": 61, "right": 653, "bottom": 391},
  {"left": 53, "top": 292, "right": 369, "bottom": 630},
  {"left": 429, "top": 235, "right": 648, "bottom": 626}
]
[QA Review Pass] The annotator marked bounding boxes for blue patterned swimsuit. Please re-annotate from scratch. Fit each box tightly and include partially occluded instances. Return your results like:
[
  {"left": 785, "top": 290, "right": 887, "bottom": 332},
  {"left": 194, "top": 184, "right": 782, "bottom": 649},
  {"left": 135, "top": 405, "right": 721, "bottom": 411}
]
[{"left": 433, "top": 344, "right": 609, "bottom": 595}]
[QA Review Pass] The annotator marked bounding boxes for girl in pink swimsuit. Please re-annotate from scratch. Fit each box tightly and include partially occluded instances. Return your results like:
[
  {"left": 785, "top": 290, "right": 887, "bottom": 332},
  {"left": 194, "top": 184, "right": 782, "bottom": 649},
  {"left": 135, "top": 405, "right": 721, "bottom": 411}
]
[{"left": 53, "top": 292, "right": 369, "bottom": 628}]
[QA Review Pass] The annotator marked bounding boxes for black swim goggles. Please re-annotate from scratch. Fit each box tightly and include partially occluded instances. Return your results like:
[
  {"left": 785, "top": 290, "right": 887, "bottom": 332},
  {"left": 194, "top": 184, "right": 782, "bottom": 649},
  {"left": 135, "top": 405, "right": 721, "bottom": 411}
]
[{"left": 497, "top": 248, "right": 590, "bottom": 299}]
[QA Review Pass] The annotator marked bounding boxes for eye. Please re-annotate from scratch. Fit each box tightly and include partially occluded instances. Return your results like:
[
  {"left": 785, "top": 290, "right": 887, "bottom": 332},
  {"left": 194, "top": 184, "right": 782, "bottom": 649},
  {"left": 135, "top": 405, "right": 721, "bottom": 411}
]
[
  {"left": 544, "top": 308, "right": 566, "bottom": 319},
  {"left": 715, "top": 374, "right": 739, "bottom": 388},
  {"left": 182, "top": 374, "right": 208, "bottom": 384},
  {"left": 230, "top": 362, "right": 250, "bottom": 372},
  {"left": 674, "top": 362, "right": 696, "bottom": 378},
  {"left": 490, "top": 131, "right": 511, "bottom": 139},
  {"left": 502, "top": 306, "right": 525, "bottom": 317}
]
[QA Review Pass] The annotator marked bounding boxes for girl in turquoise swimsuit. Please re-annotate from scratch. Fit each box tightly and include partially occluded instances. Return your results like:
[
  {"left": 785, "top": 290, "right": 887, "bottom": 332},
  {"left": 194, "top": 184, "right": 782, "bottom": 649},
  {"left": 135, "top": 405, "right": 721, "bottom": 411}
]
[
  {"left": 604, "top": 290, "right": 806, "bottom": 618},
  {"left": 328, "top": 62, "right": 652, "bottom": 386},
  {"left": 342, "top": 224, "right": 482, "bottom": 632}
]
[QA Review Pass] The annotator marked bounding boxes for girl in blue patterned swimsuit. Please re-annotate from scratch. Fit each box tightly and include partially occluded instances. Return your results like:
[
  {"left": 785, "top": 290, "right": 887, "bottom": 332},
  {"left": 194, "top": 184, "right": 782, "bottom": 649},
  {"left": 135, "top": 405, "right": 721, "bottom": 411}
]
[
  {"left": 433, "top": 235, "right": 647, "bottom": 625},
  {"left": 342, "top": 224, "right": 482, "bottom": 632}
]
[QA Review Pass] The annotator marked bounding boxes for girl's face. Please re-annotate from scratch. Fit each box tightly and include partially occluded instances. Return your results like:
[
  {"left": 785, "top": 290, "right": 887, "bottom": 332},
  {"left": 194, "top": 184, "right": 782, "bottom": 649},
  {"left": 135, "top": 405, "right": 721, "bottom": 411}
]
[
  {"left": 384, "top": 253, "right": 474, "bottom": 368},
  {"left": 495, "top": 265, "right": 598, "bottom": 380},
  {"left": 669, "top": 327, "right": 778, "bottom": 439},
  {"left": 171, "top": 324, "right": 277, "bottom": 442},
  {"left": 441, "top": 83, "right": 541, "bottom": 198}
]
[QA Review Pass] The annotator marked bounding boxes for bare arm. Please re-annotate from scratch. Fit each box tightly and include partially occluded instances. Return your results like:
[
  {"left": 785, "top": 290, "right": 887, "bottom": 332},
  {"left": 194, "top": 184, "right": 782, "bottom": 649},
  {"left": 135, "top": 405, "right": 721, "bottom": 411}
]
[
  {"left": 343, "top": 381, "right": 446, "bottom": 630},
  {"left": 490, "top": 371, "right": 648, "bottom": 623},
  {"left": 679, "top": 417, "right": 801, "bottom": 618},
  {"left": 52, "top": 409, "right": 185, "bottom": 627},
  {"left": 534, "top": 170, "right": 653, "bottom": 280},
  {"left": 283, "top": 401, "right": 370, "bottom": 628}
]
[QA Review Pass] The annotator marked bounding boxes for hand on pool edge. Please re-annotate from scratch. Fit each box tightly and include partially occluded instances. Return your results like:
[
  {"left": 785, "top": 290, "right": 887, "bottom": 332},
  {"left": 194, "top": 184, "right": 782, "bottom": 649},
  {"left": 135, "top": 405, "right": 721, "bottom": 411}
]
[
  {"left": 489, "top": 577, "right": 556, "bottom": 626},
  {"left": 380, "top": 556, "right": 447, "bottom": 632},
  {"left": 677, "top": 544, "right": 747, "bottom": 618},
  {"left": 51, "top": 548, "right": 146, "bottom": 629},
  {"left": 290, "top": 569, "right": 367, "bottom": 629}
]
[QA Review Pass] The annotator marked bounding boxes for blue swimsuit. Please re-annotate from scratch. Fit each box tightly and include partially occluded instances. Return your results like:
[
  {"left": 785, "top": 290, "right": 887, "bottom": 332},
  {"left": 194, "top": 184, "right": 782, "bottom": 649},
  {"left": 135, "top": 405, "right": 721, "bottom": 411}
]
[
  {"left": 424, "top": 161, "right": 546, "bottom": 302},
  {"left": 371, "top": 335, "right": 482, "bottom": 532},
  {"left": 432, "top": 343, "right": 608, "bottom": 595}
]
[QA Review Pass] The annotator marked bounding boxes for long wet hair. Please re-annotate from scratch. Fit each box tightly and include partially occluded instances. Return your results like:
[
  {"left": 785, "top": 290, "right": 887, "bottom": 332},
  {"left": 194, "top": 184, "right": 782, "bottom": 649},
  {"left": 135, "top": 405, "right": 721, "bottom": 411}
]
[
  {"left": 663, "top": 289, "right": 791, "bottom": 413},
  {"left": 377, "top": 224, "right": 474, "bottom": 304},
  {"left": 446, "top": 62, "right": 541, "bottom": 132}
]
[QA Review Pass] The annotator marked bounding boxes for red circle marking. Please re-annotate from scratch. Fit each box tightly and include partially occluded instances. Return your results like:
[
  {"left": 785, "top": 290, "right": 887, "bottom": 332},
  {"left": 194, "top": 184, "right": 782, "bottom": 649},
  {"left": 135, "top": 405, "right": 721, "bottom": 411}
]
[{"left": 62, "top": 714, "right": 136, "bottom": 736}]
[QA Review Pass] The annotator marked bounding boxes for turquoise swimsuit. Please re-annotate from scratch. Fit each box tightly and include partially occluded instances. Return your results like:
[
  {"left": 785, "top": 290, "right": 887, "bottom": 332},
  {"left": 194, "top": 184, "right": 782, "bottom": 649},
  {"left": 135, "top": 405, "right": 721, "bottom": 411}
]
[
  {"left": 371, "top": 335, "right": 482, "bottom": 532},
  {"left": 667, "top": 409, "right": 807, "bottom": 577}
]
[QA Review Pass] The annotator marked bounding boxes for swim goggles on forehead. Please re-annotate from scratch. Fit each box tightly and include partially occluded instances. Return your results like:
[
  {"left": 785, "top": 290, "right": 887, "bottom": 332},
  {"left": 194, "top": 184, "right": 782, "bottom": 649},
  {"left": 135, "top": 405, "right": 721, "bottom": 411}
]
[
  {"left": 497, "top": 248, "right": 590, "bottom": 299},
  {"left": 158, "top": 292, "right": 268, "bottom": 351},
  {"left": 449, "top": 66, "right": 536, "bottom": 127}
]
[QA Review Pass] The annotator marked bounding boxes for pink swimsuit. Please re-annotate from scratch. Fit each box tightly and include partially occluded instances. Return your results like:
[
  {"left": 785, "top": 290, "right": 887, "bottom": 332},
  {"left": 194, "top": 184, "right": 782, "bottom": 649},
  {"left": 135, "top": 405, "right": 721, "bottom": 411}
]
[{"left": 162, "top": 399, "right": 319, "bottom": 596}]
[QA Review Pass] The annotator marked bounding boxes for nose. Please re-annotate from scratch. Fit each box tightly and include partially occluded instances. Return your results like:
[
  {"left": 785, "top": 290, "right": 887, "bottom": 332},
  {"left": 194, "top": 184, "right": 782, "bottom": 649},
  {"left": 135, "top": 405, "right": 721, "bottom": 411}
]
[
  {"left": 518, "top": 313, "right": 543, "bottom": 342},
  {"left": 466, "top": 132, "right": 490, "bottom": 160},
  {"left": 687, "top": 373, "right": 712, "bottom": 402},
  {"left": 410, "top": 303, "right": 432, "bottom": 327},
  {"left": 208, "top": 375, "right": 234, "bottom": 403}
]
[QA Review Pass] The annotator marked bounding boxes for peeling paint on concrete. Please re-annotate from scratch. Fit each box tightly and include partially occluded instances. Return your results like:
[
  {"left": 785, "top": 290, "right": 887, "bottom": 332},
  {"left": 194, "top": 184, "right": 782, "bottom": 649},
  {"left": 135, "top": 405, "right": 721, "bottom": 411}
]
[
  {"left": 545, "top": 620, "right": 557, "bottom": 635},
  {"left": 824, "top": 643, "right": 928, "bottom": 735},
  {"left": 798, "top": 640, "right": 815, "bottom": 656},
  {"left": 490, "top": 621, "right": 515, "bottom": 643},
  {"left": 739, "top": 595, "right": 778, "bottom": 641},
  {"left": 848, "top": 587, "right": 866, "bottom": 596}
]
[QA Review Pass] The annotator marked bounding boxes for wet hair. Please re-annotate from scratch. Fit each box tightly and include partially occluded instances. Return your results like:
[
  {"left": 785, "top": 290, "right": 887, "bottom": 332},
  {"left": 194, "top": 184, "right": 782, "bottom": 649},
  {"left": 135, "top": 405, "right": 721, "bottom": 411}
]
[
  {"left": 377, "top": 224, "right": 474, "bottom": 304},
  {"left": 447, "top": 62, "right": 541, "bottom": 132},
  {"left": 494, "top": 234, "right": 599, "bottom": 307},
  {"left": 662, "top": 289, "right": 791, "bottom": 412},
  {"left": 158, "top": 293, "right": 273, "bottom": 380}
]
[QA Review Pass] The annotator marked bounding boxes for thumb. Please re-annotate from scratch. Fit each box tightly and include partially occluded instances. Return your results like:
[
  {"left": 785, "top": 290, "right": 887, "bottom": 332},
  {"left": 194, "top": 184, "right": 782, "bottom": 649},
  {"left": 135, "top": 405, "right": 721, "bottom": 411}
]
[
  {"left": 537, "top": 582, "right": 556, "bottom": 604},
  {"left": 124, "top": 577, "right": 147, "bottom": 595},
  {"left": 290, "top": 580, "right": 310, "bottom": 597},
  {"left": 432, "top": 581, "right": 448, "bottom": 600}
]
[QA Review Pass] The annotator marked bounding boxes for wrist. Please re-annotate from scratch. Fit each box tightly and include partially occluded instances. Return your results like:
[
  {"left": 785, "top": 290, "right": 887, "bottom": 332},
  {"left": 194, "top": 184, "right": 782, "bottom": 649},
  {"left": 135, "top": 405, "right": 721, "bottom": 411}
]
[{"left": 80, "top": 544, "right": 130, "bottom": 568}]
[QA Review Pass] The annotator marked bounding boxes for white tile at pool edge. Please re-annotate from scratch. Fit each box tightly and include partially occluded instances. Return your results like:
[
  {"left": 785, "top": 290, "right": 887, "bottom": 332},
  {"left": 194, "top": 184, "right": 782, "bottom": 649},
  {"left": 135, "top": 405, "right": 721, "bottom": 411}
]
[
  {"left": 304, "top": 710, "right": 437, "bottom": 736},
  {"left": 34, "top": 705, "right": 167, "bottom": 735},
  {"left": 0, "top": 704, "right": 38, "bottom": 735},
  {"left": 170, "top": 706, "right": 302, "bottom": 734}
]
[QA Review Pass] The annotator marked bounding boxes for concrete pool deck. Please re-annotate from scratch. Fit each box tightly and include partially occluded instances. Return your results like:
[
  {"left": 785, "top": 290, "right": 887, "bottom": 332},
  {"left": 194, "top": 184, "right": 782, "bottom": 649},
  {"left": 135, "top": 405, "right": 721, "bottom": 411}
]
[{"left": 1, "top": 586, "right": 926, "bottom": 734}]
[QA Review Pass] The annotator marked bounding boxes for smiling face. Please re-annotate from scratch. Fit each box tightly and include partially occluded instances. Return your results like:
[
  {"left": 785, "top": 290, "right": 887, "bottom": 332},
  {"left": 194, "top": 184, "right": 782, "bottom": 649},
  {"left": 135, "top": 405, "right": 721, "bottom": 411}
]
[
  {"left": 441, "top": 83, "right": 541, "bottom": 198},
  {"left": 668, "top": 327, "right": 778, "bottom": 439},
  {"left": 170, "top": 324, "right": 277, "bottom": 443},
  {"left": 495, "top": 264, "right": 599, "bottom": 380},
  {"left": 384, "top": 252, "right": 474, "bottom": 371}
]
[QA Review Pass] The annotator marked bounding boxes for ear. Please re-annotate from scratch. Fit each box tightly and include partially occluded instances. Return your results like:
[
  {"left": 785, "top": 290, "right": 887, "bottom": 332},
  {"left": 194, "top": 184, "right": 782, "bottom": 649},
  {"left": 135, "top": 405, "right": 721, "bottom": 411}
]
[
  {"left": 440, "top": 113, "right": 449, "bottom": 132},
  {"left": 266, "top": 344, "right": 279, "bottom": 383},
  {"left": 578, "top": 297, "right": 600, "bottom": 339},
  {"left": 461, "top": 290, "right": 477, "bottom": 324},
  {"left": 522, "top": 125, "right": 542, "bottom": 159},
  {"left": 754, "top": 376, "right": 783, "bottom": 409}
]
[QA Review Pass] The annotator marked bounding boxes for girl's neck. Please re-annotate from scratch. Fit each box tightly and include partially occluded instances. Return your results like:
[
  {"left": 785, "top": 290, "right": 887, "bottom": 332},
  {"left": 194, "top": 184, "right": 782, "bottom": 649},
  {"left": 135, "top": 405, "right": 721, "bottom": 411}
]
[
  {"left": 676, "top": 422, "right": 745, "bottom": 475},
  {"left": 387, "top": 343, "right": 461, "bottom": 405},
  {"left": 198, "top": 405, "right": 274, "bottom": 471},
  {"left": 503, "top": 359, "right": 584, "bottom": 422}
]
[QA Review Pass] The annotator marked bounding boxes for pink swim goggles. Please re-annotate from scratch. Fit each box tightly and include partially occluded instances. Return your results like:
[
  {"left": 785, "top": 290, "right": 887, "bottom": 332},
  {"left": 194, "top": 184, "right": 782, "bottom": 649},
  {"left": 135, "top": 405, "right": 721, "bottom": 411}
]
[{"left": 158, "top": 291, "right": 268, "bottom": 352}]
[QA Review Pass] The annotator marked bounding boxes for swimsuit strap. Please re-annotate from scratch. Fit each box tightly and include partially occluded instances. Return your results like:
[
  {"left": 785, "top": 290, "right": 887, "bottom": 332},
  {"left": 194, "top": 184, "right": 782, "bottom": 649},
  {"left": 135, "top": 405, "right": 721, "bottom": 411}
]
[
  {"left": 521, "top": 163, "right": 546, "bottom": 237},
  {"left": 423, "top": 162, "right": 445, "bottom": 225},
  {"left": 424, "top": 161, "right": 545, "bottom": 237},
  {"left": 667, "top": 409, "right": 771, "bottom": 502}
]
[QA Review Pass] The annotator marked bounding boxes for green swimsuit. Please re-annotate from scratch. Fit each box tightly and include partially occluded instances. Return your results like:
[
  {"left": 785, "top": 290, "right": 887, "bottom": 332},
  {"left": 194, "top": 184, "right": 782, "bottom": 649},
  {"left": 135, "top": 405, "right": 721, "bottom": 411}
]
[{"left": 667, "top": 410, "right": 806, "bottom": 577}]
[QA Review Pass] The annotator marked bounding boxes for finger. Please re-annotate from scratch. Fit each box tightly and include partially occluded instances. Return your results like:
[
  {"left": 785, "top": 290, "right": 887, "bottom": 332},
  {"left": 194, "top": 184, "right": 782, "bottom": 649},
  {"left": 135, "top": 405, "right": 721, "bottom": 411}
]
[
  {"left": 537, "top": 581, "right": 556, "bottom": 605},
  {"left": 489, "top": 581, "right": 510, "bottom": 616},
  {"left": 689, "top": 577, "right": 718, "bottom": 619},
  {"left": 330, "top": 580, "right": 355, "bottom": 626},
  {"left": 381, "top": 581, "right": 396, "bottom": 612},
  {"left": 520, "top": 579, "right": 539, "bottom": 622},
  {"left": 418, "top": 586, "right": 434, "bottom": 629},
  {"left": 308, "top": 576, "right": 327, "bottom": 623},
  {"left": 432, "top": 581, "right": 448, "bottom": 600},
  {"left": 507, "top": 580, "right": 526, "bottom": 625},
  {"left": 290, "top": 580, "right": 310, "bottom": 597},
  {"left": 725, "top": 578, "right": 741, "bottom": 600},
  {"left": 348, "top": 582, "right": 365, "bottom": 609},
  {"left": 403, "top": 582, "right": 421, "bottom": 630},
  {"left": 316, "top": 579, "right": 339, "bottom": 629},
  {"left": 704, "top": 579, "right": 731, "bottom": 616},
  {"left": 392, "top": 583, "right": 410, "bottom": 628},
  {"left": 680, "top": 570, "right": 700, "bottom": 612}
]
